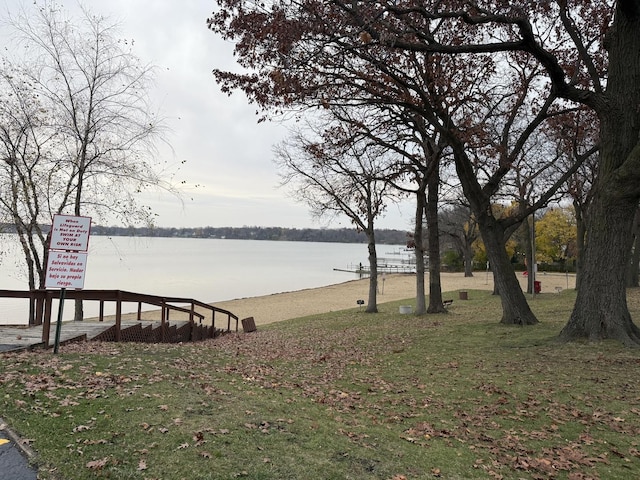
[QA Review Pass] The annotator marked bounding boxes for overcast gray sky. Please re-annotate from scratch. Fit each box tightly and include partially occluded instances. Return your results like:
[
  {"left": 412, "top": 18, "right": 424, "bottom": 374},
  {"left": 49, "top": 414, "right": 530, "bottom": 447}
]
[{"left": 2, "top": 0, "right": 414, "bottom": 230}]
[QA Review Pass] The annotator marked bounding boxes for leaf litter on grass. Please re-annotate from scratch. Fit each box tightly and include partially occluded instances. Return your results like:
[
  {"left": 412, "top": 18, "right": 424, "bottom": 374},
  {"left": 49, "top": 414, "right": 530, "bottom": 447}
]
[{"left": 0, "top": 290, "right": 639, "bottom": 479}]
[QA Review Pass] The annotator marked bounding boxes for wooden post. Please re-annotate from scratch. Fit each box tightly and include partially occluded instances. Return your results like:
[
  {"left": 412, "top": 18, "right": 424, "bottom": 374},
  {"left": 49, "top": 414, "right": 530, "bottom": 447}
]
[
  {"left": 161, "top": 300, "right": 167, "bottom": 343},
  {"left": 42, "top": 291, "right": 53, "bottom": 347},
  {"left": 35, "top": 292, "right": 44, "bottom": 326},
  {"left": 115, "top": 291, "right": 122, "bottom": 342}
]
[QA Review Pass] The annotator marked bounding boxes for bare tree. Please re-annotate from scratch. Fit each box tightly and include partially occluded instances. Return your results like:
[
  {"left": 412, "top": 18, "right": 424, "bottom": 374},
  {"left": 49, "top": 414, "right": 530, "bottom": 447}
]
[
  {"left": 0, "top": 64, "right": 57, "bottom": 291},
  {"left": 333, "top": 107, "right": 450, "bottom": 315},
  {"left": 394, "top": 117, "right": 448, "bottom": 315},
  {"left": 397, "top": 131, "right": 447, "bottom": 315},
  {"left": 2, "top": 2, "right": 172, "bottom": 321},
  {"left": 274, "top": 116, "right": 400, "bottom": 313}
]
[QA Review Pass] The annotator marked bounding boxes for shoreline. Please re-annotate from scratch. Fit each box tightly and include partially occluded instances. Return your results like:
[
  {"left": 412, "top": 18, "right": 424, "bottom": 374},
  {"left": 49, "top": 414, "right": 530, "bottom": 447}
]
[
  {"left": 214, "top": 271, "right": 575, "bottom": 326},
  {"left": 90, "top": 272, "right": 576, "bottom": 327}
]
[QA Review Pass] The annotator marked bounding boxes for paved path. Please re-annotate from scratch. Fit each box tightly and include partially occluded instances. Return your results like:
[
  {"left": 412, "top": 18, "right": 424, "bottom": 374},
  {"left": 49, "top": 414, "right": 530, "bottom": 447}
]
[{"left": 0, "top": 420, "right": 37, "bottom": 480}]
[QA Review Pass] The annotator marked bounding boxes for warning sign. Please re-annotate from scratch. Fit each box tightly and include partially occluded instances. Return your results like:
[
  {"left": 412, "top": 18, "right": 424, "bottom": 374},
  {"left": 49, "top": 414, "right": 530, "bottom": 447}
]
[
  {"left": 49, "top": 215, "right": 91, "bottom": 252},
  {"left": 44, "top": 251, "right": 88, "bottom": 289},
  {"left": 46, "top": 214, "right": 91, "bottom": 290}
]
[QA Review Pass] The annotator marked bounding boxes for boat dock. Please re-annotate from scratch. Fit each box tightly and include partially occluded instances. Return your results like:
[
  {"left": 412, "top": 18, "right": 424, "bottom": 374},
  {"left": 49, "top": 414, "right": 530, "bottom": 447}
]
[
  {"left": 334, "top": 251, "right": 426, "bottom": 275},
  {"left": 333, "top": 264, "right": 416, "bottom": 275}
]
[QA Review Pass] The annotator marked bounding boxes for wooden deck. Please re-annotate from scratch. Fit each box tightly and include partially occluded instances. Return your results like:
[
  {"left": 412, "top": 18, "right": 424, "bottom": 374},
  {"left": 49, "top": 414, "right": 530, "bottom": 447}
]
[
  {"left": 0, "top": 319, "right": 192, "bottom": 353},
  {"left": 0, "top": 289, "right": 241, "bottom": 353}
]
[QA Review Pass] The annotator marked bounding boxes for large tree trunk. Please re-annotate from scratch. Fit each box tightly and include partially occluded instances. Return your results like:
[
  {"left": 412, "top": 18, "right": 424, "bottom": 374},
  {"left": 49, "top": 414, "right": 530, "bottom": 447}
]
[
  {"left": 560, "top": 5, "right": 640, "bottom": 345},
  {"left": 365, "top": 228, "right": 378, "bottom": 313},
  {"left": 414, "top": 185, "right": 427, "bottom": 315},
  {"left": 479, "top": 216, "right": 538, "bottom": 325},
  {"left": 426, "top": 165, "right": 445, "bottom": 313},
  {"left": 560, "top": 196, "right": 640, "bottom": 344},
  {"left": 74, "top": 298, "right": 84, "bottom": 321},
  {"left": 450, "top": 125, "right": 537, "bottom": 322}
]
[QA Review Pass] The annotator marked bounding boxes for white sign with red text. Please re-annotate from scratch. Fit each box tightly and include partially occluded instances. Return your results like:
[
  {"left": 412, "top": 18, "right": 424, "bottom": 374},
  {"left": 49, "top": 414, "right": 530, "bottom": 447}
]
[
  {"left": 45, "top": 251, "right": 88, "bottom": 289},
  {"left": 49, "top": 214, "right": 91, "bottom": 251},
  {"left": 45, "top": 214, "right": 91, "bottom": 289}
]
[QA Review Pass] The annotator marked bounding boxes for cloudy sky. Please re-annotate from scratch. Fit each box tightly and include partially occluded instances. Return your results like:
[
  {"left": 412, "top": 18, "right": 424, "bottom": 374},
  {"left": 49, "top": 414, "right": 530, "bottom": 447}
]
[{"left": 1, "top": 0, "right": 414, "bottom": 230}]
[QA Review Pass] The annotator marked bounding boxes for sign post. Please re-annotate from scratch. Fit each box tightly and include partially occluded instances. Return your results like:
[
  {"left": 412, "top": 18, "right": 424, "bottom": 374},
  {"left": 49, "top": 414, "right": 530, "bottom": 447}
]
[
  {"left": 53, "top": 288, "right": 66, "bottom": 354},
  {"left": 45, "top": 215, "right": 91, "bottom": 353}
]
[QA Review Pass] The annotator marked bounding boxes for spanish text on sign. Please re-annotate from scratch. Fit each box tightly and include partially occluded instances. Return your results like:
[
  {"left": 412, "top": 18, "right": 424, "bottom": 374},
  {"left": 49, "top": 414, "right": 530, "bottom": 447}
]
[{"left": 44, "top": 251, "right": 88, "bottom": 289}]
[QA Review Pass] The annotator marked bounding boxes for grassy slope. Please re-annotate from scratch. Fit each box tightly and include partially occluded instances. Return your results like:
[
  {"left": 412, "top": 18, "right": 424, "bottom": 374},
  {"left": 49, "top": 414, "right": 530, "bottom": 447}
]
[{"left": 1, "top": 289, "right": 639, "bottom": 479}]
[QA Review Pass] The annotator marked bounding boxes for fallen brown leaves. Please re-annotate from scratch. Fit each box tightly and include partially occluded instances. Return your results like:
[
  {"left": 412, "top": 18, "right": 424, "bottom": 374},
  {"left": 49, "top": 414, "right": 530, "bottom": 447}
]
[
  {"left": 85, "top": 456, "right": 109, "bottom": 470},
  {"left": 1, "top": 304, "right": 640, "bottom": 479},
  {"left": 210, "top": 326, "right": 640, "bottom": 479}
]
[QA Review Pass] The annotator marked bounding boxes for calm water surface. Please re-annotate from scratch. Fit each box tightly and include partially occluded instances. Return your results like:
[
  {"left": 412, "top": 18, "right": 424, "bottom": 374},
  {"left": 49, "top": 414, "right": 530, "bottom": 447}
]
[{"left": 1, "top": 235, "right": 400, "bottom": 324}]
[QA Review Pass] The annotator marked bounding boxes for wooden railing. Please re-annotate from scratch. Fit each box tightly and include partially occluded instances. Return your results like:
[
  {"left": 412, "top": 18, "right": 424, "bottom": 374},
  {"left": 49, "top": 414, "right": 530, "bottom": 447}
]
[{"left": 0, "top": 289, "right": 239, "bottom": 345}]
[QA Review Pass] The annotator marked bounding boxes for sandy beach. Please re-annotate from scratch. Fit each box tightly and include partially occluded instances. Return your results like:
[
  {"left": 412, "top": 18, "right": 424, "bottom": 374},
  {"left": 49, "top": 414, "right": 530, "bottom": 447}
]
[
  {"left": 212, "top": 271, "right": 575, "bottom": 326},
  {"left": 92, "top": 271, "right": 575, "bottom": 327}
]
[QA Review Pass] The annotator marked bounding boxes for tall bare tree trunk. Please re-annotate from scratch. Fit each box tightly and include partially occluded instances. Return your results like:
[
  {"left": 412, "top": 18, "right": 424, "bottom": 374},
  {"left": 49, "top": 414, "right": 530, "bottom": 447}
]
[
  {"left": 365, "top": 221, "right": 378, "bottom": 313},
  {"left": 480, "top": 216, "right": 538, "bottom": 325},
  {"left": 426, "top": 164, "right": 444, "bottom": 313},
  {"left": 413, "top": 185, "right": 427, "bottom": 315}
]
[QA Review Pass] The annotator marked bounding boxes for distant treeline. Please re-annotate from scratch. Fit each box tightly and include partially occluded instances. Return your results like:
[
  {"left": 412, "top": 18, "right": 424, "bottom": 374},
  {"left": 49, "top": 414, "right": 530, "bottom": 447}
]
[
  {"left": 91, "top": 226, "right": 409, "bottom": 245},
  {"left": 1, "top": 223, "right": 409, "bottom": 245}
]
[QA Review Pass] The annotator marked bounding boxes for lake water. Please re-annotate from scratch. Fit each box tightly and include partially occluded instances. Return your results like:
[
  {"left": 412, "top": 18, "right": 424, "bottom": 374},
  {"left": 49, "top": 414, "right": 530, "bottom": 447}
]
[{"left": 1, "top": 235, "right": 401, "bottom": 325}]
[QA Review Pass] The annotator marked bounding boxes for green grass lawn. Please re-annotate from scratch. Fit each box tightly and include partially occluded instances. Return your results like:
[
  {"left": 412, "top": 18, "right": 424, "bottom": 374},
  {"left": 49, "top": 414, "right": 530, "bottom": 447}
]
[{"left": 1, "top": 289, "right": 640, "bottom": 479}]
